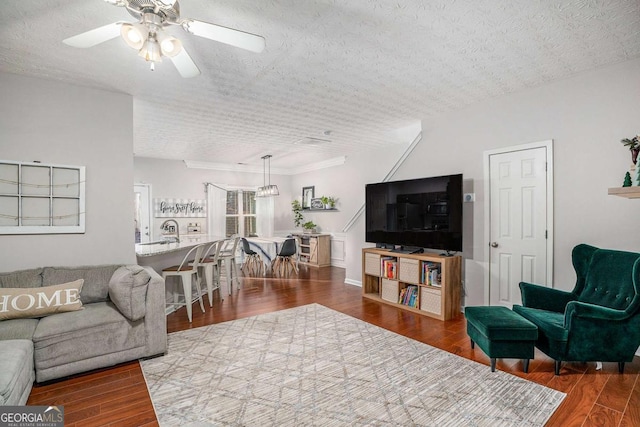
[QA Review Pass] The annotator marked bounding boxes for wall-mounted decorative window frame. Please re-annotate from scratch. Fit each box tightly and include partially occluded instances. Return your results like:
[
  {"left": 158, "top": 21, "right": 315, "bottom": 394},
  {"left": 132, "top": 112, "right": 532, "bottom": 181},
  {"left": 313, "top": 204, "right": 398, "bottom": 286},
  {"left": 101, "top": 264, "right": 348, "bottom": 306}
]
[{"left": 0, "top": 160, "right": 85, "bottom": 234}]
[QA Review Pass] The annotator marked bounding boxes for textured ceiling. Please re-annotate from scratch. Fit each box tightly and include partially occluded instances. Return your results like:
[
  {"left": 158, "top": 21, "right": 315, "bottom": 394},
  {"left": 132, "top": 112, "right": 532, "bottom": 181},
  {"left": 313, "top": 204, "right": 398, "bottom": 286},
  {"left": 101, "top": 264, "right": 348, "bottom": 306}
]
[{"left": 1, "top": 0, "right": 639, "bottom": 169}]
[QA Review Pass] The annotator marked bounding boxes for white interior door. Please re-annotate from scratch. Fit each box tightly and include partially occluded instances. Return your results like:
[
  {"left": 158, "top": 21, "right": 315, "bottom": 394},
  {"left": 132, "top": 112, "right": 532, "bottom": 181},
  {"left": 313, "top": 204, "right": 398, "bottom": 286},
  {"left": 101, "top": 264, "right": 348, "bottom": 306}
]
[
  {"left": 487, "top": 143, "right": 552, "bottom": 307},
  {"left": 134, "top": 184, "right": 152, "bottom": 243}
]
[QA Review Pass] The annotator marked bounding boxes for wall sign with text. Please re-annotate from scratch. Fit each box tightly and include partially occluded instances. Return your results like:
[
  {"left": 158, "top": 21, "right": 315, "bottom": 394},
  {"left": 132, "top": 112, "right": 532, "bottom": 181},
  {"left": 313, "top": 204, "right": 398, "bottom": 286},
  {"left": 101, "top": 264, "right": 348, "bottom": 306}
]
[{"left": 153, "top": 198, "right": 207, "bottom": 218}]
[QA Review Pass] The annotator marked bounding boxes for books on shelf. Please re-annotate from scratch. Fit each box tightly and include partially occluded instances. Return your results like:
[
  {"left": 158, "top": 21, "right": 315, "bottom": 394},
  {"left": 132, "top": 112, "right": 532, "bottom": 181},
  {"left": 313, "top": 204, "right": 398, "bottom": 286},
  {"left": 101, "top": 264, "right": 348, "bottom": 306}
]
[
  {"left": 398, "top": 285, "right": 419, "bottom": 308},
  {"left": 421, "top": 262, "right": 442, "bottom": 287},
  {"left": 381, "top": 256, "right": 397, "bottom": 279}
]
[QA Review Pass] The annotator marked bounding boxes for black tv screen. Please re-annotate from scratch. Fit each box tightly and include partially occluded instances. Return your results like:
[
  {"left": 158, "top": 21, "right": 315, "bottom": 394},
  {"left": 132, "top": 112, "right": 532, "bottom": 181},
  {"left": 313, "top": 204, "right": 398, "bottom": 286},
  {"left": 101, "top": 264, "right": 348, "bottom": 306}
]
[{"left": 365, "top": 174, "right": 463, "bottom": 252}]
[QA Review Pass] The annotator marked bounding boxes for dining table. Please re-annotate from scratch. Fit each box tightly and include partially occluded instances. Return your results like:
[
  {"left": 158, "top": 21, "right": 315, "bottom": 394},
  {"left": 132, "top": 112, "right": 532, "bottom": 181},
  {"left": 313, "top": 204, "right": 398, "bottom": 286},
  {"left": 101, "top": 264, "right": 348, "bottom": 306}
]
[{"left": 244, "top": 236, "right": 288, "bottom": 273}]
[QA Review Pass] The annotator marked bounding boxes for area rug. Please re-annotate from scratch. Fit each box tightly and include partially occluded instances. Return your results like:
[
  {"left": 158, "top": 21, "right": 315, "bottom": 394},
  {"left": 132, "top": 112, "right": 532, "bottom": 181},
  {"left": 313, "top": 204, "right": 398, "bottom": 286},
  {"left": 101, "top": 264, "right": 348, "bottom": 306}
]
[{"left": 140, "top": 304, "right": 564, "bottom": 426}]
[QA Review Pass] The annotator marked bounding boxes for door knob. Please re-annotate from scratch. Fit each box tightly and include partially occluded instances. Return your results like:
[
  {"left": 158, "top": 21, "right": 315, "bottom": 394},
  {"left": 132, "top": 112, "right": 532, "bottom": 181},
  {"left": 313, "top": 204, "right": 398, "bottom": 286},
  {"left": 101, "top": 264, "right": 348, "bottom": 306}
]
[{"left": 490, "top": 242, "right": 499, "bottom": 248}]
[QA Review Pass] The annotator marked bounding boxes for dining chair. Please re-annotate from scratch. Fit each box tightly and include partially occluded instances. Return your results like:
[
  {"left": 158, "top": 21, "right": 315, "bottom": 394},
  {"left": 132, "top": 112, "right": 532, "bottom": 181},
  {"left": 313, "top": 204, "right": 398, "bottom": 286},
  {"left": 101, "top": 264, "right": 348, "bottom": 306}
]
[
  {"left": 240, "top": 237, "right": 263, "bottom": 276},
  {"left": 197, "top": 240, "right": 224, "bottom": 306},
  {"left": 162, "top": 243, "right": 207, "bottom": 322},
  {"left": 271, "top": 238, "right": 298, "bottom": 276},
  {"left": 218, "top": 236, "right": 241, "bottom": 294}
]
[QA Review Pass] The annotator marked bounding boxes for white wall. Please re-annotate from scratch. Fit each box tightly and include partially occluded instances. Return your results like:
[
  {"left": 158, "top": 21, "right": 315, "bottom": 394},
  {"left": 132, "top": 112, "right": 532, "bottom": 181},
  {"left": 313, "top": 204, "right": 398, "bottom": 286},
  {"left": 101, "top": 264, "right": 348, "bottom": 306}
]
[
  {"left": 0, "top": 72, "right": 135, "bottom": 271},
  {"left": 289, "top": 59, "right": 640, "bottom": 305},
  {"left": 288, "top": 143, "right": 415, "bottom": 281},
  {"left": 134, "top": 157, "right": 293, "bottom": 239},
  {"left": 407, "top": 59, "right": 640, "bottom": 303}
]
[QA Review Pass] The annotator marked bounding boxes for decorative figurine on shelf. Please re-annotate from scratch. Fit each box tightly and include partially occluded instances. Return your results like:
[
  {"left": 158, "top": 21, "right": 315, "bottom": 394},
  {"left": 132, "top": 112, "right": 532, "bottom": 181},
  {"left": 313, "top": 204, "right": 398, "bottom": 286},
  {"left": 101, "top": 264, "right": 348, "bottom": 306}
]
[
  {"left": 635, "top": 156, "right": 640, "bottom": 186},
  {"left": 623, "top": 172, "right": 632, "bottom": 187}
]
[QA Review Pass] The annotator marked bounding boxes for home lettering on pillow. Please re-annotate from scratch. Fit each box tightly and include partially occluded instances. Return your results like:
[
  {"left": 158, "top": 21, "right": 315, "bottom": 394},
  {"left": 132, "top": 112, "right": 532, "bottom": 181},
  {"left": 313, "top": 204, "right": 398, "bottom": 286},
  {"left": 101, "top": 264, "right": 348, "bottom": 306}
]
[{"left": 0, "top": 279, "right": 84, "bottom": 320}]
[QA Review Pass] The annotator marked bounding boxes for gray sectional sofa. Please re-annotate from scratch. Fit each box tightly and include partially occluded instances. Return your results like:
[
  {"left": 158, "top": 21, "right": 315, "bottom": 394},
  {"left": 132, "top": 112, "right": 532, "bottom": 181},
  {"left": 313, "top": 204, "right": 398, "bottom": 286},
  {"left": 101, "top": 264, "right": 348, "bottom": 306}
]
[{"left": 0, "top": 264, "right": 167, "bottom": 405}]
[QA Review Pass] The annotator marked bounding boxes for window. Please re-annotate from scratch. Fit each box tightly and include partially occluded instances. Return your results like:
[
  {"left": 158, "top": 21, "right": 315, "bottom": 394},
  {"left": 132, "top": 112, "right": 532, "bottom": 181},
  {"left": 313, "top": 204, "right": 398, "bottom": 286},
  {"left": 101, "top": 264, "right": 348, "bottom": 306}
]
[{"left": 225, "top": 190, "right": 256, "bottom": 237}]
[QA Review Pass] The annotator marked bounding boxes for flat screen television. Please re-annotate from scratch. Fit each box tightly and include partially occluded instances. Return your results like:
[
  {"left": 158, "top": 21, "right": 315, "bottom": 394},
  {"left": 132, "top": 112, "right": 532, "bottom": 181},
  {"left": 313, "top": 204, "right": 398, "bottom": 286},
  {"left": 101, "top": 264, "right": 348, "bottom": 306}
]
[{"left": 365, "top": 174, "right": 463, "bottom": 253}]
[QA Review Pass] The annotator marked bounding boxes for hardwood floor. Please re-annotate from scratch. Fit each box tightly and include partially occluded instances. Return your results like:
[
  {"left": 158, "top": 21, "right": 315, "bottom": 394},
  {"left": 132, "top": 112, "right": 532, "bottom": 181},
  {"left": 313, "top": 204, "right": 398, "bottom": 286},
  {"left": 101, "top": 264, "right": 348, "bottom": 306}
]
[{"left": 27, "top": 266, "right": 640, "bottom": 426}]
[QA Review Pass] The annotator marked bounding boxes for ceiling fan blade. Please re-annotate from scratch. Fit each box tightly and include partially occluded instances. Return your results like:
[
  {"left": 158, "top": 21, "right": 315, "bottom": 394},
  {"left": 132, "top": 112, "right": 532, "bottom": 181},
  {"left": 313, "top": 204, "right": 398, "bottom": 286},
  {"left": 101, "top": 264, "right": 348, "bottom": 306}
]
[
  {"left": 182, "top": 19, "right": 265, "bottom": 53},
  {"left": 169, "top": 49, "right": 201, "bottom": 78},
  {"left": 63, "top": 22, "right": 124, "bottom": 48}
]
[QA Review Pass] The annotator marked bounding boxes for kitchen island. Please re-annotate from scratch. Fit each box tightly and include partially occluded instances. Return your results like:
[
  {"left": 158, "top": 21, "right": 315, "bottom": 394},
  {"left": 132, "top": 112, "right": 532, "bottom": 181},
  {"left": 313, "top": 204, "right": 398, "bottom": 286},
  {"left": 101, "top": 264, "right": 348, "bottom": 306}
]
[
  {"left": 136, "top": 234, "right": 226, "bottom": 313},
  {"left": 135, "top": 234, "right": 225, "bottom": 272}
]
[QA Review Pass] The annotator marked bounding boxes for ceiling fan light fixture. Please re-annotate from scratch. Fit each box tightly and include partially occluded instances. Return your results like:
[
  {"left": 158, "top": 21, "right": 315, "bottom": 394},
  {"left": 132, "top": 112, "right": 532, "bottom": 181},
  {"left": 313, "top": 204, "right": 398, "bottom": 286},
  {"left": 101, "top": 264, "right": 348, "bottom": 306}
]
[
  {"left": 138, "top": 36, "right": 162, "bottom": 62},
  {"left": 121, "top": 23, "right": 145, "bottom": 49},
  {"left": 158, "top": 33, "right": 183, "bottom": 57}
]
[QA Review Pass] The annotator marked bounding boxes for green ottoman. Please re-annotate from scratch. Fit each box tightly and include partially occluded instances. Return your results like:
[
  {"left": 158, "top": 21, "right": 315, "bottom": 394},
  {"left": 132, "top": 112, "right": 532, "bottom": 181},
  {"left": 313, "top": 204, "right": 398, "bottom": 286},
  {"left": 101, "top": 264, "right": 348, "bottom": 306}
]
[{"left": 465, "top": 306, "right": 538, "bottom": 373}]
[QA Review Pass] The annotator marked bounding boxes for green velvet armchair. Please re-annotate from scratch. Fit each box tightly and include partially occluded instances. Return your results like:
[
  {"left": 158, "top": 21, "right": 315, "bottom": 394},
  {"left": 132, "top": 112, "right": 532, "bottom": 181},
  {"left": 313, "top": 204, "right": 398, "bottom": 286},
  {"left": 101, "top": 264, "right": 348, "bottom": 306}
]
[{"left": 512, "top": 244, "right": 640, "bottom": 375}]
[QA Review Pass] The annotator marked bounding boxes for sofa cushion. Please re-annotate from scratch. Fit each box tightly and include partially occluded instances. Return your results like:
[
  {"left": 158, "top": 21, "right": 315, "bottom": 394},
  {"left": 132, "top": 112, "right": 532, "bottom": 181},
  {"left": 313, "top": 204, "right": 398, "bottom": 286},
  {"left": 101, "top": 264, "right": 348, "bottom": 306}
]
[
  {"left": 108, "top": 266, "right": 150, "bottom": 322},
  {"left": 33, "top": 301, "right": 146, "bottom": 372},
  {"left": 0, "top": 339, "right": 34, "bottom": 406},
  {"left": 0, "top": 280, "right": 84, "bottom": 321},
  {"left": 43, "top": 265, "right": 120, "bottom": 304},
  {"left": 0, "top": 268, "right": 43, "bottom": 289},
  {"left": 513, "top": 305, "right": 568, "bottom": 342},
  {"left": 0, "top": 318, "right": 39, "bottom": 340},
  {"left": 464, "top": 306, "right": 538, "bottom": 341},
  {"left": 578, "top": 249, "right": 639, "bottom": 310}
]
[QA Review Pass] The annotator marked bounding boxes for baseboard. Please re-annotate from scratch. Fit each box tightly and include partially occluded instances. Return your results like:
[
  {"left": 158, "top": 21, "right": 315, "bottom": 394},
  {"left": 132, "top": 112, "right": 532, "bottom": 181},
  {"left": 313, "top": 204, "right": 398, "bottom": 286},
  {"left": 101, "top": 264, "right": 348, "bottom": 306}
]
[{"left": 345, "top": 278, "right": 361, "bottom": 287}]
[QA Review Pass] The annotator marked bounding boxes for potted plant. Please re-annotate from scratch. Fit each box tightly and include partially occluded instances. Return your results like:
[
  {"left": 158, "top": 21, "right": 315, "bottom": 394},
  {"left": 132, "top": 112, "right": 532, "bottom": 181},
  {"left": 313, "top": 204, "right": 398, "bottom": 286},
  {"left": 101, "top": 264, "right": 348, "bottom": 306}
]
[
  {"left": 302, "top": 221, "right": 317, "bottom": 234},
  {"left": 320, "top": 196, "right": 330, "bottom": 209},
  {"left": 621, "top": 135, "right": 640, "bottom": 164},
  {"left": 327, "top": 196, "right": 337, "bottom": 209},
  {"left": 291, "top": 200, "right": 304, "bottom": 228}
]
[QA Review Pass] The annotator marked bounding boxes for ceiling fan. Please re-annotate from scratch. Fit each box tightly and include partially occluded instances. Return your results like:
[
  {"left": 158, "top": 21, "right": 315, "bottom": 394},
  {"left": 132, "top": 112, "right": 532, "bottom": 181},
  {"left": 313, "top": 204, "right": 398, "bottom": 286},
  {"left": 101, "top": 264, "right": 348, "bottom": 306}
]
[{"left": 63, "top": 0, "right": 265, "bottom": 78}]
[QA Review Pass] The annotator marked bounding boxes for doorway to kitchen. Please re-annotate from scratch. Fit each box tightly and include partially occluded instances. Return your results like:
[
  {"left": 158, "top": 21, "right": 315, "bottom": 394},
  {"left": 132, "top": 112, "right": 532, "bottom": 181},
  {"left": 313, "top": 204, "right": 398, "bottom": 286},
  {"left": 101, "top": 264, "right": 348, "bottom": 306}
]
[{"left": 134, "top": 184, "right": 152, "bottom": 243}]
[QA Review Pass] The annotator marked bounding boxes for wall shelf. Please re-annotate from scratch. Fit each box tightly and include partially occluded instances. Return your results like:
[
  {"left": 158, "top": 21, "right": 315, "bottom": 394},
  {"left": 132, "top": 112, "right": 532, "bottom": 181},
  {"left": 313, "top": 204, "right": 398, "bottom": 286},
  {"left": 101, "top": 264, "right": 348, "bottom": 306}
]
[{"left": 608, "top": 187, "right": 640, "bottom": 199}]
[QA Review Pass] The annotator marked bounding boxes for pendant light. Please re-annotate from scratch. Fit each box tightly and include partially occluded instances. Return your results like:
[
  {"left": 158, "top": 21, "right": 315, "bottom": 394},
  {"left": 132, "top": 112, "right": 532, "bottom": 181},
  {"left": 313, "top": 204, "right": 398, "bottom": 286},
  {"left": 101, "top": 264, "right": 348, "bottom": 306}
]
[{"left": 257, "top": 155, "right": 279, "bottom": 197}]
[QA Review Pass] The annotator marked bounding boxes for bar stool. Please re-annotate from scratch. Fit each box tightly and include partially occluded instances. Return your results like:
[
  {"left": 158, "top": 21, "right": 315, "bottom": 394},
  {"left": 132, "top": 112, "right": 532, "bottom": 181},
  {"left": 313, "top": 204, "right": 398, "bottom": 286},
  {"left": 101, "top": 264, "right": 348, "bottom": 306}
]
[
  {"left": 198, "top": 240, "right": 224, "bottom": 305},
  {"left": 218, "top": 236, "right": 241, "bottom": 294},
  {"left": 162, "top": 243, "right": 206, "bottom": 322}
]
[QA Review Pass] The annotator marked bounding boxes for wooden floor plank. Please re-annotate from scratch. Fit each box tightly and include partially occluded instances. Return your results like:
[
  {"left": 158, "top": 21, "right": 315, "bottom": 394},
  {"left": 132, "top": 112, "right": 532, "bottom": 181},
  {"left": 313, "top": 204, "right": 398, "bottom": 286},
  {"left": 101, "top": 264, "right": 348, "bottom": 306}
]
[
  {"left": 22, "top": 265, "right": 639, "bottom": 426},
  {"left": 619, "top": 377, "right": 640, "bottom": 427},
  {"left": 544, "top": 369, "right": 609, "bottom": 427},
  {"left": 596, "top": 372, "right": 638, "bottom": 413},
  {"left": 583, "top": 403, "right": 622, "bottom": 427}
]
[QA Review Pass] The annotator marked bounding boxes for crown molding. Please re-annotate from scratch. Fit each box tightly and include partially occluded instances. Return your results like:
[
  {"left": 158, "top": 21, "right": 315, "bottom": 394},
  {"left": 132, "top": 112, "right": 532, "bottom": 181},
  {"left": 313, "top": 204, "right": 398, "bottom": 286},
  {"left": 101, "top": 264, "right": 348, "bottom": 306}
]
[{"left": 184, "top": 156, "right": 346, "bottom": 175}]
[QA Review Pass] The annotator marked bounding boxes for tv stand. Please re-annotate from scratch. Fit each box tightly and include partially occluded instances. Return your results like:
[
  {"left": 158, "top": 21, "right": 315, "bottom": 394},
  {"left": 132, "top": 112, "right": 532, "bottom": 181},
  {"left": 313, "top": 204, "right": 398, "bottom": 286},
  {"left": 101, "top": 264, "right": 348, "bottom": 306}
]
[
  {"left": 362, "top": 248, "right": 462, "bottom": 320},
  {"left": 390, "top": 246, "right": 424, "bottom": 254}
]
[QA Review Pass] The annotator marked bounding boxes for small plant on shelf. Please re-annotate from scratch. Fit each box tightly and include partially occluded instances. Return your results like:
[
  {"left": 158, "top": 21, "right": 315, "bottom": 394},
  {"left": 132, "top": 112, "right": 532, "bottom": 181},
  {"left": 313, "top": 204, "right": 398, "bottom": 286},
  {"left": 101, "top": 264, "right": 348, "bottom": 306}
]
[
  {"left": 621, "top": 135, "right": 640, "bottom": 164},
  {"left": 320, "top": 195, "right": 337, "bottom": 209},
  {"left": 291, "top": 200, "right": 304, "bottom": 228},
  {"left": 302, "top": 221, "right": 317, "bottom": 233}
]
